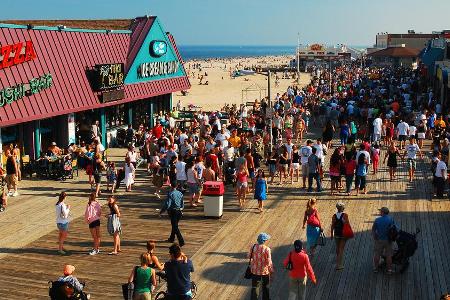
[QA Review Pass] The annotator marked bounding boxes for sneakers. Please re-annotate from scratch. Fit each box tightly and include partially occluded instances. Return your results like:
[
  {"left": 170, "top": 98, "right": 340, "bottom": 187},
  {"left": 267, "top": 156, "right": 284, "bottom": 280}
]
[
  {"left": 7, "top": 191, "right": 13, "bottom": 196},
  {"left": 89, "top": 249, "right": 99, "bottom": 256},
  {"left": 12, "top": 191, "right": 18, "bottom": 197},
  {"left": 0, "top": 206, "right": 4, "bottom": 212},
  {"left": 58, "top": 250, "right": 67, "bottom": 255}
]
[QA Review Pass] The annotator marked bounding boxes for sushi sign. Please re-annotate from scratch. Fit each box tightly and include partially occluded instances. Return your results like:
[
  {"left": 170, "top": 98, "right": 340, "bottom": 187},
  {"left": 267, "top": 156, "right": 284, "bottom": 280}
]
[{"left": 0, "top": 41, "right": 36, "bottom": 69}]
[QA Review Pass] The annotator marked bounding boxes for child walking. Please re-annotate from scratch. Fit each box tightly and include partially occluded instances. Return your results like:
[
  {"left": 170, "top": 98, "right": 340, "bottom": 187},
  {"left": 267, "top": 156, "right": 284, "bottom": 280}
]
[
  {"left": 106, "top": 162, "right": 117, "bottom": 194},
  {"left": 254, "top": 170, "right": 268, "bottom": 213},
  {"left": 371, "top": 143, "right": 380, "bottom": 175}
]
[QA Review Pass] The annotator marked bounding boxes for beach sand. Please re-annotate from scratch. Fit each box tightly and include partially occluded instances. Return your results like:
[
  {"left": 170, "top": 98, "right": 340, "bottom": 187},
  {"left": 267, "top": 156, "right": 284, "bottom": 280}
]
[{"left": 172, "top": 56, "right": 311, "bottom": 111}]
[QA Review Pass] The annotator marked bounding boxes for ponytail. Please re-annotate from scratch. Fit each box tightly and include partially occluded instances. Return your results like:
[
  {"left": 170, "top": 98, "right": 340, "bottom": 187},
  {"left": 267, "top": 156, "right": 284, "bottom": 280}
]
[
  {"left": 306, "top": 198, "right": 317, "bottom": 211},
  {"left": 56, "top": 192, "right": 67, "bottom": 205}
]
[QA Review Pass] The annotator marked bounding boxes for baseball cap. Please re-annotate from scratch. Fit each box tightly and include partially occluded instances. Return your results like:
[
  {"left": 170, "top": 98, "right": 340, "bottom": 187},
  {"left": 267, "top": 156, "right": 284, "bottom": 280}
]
[{"left": 379, "top": 207, "right": 389, "bottom": 214}]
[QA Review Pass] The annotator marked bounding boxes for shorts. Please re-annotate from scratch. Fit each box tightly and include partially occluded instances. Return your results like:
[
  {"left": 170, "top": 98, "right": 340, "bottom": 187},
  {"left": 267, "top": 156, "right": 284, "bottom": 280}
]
[
  {"left": 417, "top": 132, "right": 426, "bottom": 139},
  {"left": 94, "top": 173, "right": 102, "bottom": 184},
  {"left": 187, "top": 182, "right": 199, "bottom": 194},
  {"left": 89, "top": 219, "right": 100, "bottom": 229},
  {"left": 407, "top": 158, "right": 416, "bottom": 170},
  {"left": 57, "top": 222, "right": 69, "bottom": 231},
  {"left": 302, "top": 164, "right": 309, "bottom": 177},
  {"left": 398, "top": 135, "right": 407, "bottom": 142},
  {"left": 374, "top": 239, "right": 393, "bottom": 257},
  {"left": 291, "top": 163, "right": 300, "bottom": 170},
  {"left": 5, "top": 174, "right": 17, "bottom": 187},
  {"left": 237, "top": 181, "right": 248, "bottom": 189}
]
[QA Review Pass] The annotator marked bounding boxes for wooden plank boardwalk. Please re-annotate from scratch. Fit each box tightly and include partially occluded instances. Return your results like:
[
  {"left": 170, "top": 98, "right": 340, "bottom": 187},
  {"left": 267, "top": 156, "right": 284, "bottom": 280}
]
[{"left": 1, "top": 137, "right": 450, "bottom": 299}]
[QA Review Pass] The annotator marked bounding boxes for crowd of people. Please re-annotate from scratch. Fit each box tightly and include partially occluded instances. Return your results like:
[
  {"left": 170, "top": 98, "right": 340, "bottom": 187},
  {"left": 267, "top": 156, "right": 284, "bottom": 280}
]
[{"left": 48, "top": 58, "right": 450, "bottom": 299}]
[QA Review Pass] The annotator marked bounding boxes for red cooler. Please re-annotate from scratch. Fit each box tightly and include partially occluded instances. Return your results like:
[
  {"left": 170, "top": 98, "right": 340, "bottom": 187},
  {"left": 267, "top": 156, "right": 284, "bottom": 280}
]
[{"left": 202, "top": 181, "right": 224, "bottom": 218}]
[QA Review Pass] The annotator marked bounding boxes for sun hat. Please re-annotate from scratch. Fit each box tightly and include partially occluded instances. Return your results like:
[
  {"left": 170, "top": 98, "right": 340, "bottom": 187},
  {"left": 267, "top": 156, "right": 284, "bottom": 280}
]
[
  {"left": 63, "top": 265, "right": 75, "bottom": 276},
  {"left": 257, "top": 233, "right": 271, "bottom": 244},
  {"left": 294, "top": 240, "right": 303, "bottom": 253}
]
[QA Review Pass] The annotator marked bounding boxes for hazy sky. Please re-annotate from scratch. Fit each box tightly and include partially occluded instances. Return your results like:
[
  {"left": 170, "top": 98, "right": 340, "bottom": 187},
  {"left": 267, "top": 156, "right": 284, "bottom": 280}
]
[{"left": 1, "top": 0, "right": 449, "bottom": 46}]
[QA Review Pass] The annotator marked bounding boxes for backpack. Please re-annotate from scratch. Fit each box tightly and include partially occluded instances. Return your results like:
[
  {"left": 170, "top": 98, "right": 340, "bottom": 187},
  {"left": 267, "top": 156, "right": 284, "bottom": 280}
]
[
  {"left": 358, "top": 152, "right": 366, "bottom": 165},
  {"left": 388, "top": 221, "right": 398, "bottom": 242},
  {"left": 334, "top": 213, "right": 344, "bottom": 236},
  {"left": 350, "top": 121, "right": 357, "bottom": 135}
]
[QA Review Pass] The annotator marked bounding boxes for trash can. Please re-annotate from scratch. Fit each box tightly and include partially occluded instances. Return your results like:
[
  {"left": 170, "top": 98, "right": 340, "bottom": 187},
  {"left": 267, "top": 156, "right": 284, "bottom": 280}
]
[{"left": 202, "top": 181, "right": 224, "bottom": 218}]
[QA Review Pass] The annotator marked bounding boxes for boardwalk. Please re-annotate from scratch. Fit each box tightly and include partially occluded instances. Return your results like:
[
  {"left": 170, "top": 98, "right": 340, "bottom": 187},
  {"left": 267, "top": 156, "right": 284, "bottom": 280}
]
[{"left": 0, "top": 139, "right": 450, "bottom": 299}]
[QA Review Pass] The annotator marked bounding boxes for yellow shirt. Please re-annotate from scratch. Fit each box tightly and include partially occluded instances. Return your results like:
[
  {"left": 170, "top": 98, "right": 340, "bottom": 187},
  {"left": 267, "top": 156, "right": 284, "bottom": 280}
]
[{"left": 228, "top": 136, "right": 241, "bottom": 148}]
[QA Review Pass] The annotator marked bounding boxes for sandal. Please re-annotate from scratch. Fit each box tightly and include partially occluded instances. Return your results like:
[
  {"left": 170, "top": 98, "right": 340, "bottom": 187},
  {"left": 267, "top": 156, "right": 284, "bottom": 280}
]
[{"left": 386, "top": 269, "right": 394, "bottom": 275}]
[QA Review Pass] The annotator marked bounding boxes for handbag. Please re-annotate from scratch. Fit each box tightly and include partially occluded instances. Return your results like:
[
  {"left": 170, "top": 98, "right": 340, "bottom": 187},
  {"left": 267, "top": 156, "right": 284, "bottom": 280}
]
[
  {"left": 244, "top": 244, "right": 256, "bottom": 279},
  {"left": 286, "top": 252, "right": 293, "bottom": 270},
  {"left": 342, "top": 222, "right": 354, "bottom": 239},
  {"left": 317, "top": 231, "right": 326, "bottom": 246}
]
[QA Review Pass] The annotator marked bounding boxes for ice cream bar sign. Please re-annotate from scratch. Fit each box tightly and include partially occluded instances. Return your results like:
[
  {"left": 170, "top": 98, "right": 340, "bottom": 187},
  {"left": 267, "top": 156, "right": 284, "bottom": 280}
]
[{"left": 0, "top": 41, "right": 37, "bottom": 69}]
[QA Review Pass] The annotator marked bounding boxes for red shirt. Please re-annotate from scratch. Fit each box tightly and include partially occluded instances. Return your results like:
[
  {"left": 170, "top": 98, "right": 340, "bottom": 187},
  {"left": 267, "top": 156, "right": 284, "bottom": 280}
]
[
  {"left": 283, "top": 250, "right": 316, "bottom": 283},
  {"left": 152, "top": 125, "right": 163, "bottom": 139},
  {"left": 345, "top": 159, "right": 357, "bottom": 175}
]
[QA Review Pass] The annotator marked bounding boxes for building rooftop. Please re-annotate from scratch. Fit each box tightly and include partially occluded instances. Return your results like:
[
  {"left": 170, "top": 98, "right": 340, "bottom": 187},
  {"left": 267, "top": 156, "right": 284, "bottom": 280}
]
[
  {"left": 0, "top": 19, "right": 134, "bottom": 30},
  {"left": 368, "top": 46, "right": 421, "bottom": 58}
]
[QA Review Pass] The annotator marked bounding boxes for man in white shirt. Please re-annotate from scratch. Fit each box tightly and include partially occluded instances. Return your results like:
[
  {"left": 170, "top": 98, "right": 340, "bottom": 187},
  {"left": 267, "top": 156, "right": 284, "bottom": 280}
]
[
  {"left": 372, "top": 117, "right": 383, "bottom": 142},
  {"left": 434, "top": 152, "right": 447, "bottom": 198},
  {"left": 403, "top": 138, "right": 422, "bottom": 182},
  {"left": 175, "top": 158, "right": 187, "bottom": 189},
  {"left": 215, "top": 128, "right": 230, "bottom": 148},
  {"left": 356, "top": 144, "right": 371, "bottom": 165},
  {"left": 396, "top": 120, "right": 409, "bottom": 149},
  {"left": 408, "top": 124, "right": 417, "bottom": 139},
  {"left": 300, "top": 140, "right": 313, "bottom": 188},
  {"left": 179, "top": 130, "right": 189, "bottom": 145}
]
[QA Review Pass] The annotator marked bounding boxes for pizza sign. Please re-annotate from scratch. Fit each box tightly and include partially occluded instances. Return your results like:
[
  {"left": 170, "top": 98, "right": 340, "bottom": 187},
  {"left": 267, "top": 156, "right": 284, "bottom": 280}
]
[{"left": 0, "top": 41, "right": 36, "bottom": 70}]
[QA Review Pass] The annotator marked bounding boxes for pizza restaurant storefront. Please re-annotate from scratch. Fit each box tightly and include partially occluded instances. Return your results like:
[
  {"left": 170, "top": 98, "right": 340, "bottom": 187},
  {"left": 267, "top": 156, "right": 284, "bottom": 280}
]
[{"left": 0, "top": 16, "right": 190, "bottom": 160}]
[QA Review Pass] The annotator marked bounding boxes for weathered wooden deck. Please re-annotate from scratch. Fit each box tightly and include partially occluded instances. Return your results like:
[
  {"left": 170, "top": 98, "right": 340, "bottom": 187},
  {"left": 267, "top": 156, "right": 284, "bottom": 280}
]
[{"left": 0, "top": 139, "right": 450, "bottom": 299}]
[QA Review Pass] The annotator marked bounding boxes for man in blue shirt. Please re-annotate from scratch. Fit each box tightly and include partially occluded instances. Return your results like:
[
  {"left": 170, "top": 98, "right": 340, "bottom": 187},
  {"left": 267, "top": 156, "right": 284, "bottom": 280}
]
[
  {"left": 372, "top": 207, "right": 396, "bottom": 274},
  {"left": 160, "top": 182, "right": 185, "bottom": 247},
  {"left": 165, "top": 243, "right": 194, "bottom": 299}
]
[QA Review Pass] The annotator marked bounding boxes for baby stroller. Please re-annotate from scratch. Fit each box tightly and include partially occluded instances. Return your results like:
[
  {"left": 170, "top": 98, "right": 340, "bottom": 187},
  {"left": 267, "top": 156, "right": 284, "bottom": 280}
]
[
  {"left": 224, "top": 161, "right": 236, "bottom": 186},
  {"left": 382, "top": 228, "right": 420, "bottom": 273},
  {"left": 48, "top": 280, "right": 89, "bottom": 300}
]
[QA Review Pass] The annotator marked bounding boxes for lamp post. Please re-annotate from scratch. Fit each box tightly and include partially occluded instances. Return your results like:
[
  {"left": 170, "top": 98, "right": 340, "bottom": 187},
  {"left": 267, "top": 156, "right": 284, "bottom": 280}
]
[
  {"left": 297, "top": 33, "right": 300, "bottom": 84},
  {"left": 267, "top": 70, "right": 273, "bottom": 147}
]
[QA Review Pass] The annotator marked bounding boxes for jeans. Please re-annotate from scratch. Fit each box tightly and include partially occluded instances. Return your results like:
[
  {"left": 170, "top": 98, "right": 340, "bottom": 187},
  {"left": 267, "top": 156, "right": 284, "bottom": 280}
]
[
  {"left": 435, "top": 176, "right": 446, "bottom": 197},
  {"left": 345, "top": 175, "right": 354, "bottom": 193},
  {"left": 307, "top": 173, "right": 322, "bottom": 192},
  {"left": 251, "top": 274, "right": 270, "bottom": 300},
  {"left": 355, "top": 175, "right": 366, "bottom": 190},
  {"left": 340, "top": 134, "right": 348, "bottom": 145},
  {"left": 168, "top": 210, "right": 184, "bottom": 245},
  {"left": 288, "top": 277, "right": 307, "bottom": 300}
]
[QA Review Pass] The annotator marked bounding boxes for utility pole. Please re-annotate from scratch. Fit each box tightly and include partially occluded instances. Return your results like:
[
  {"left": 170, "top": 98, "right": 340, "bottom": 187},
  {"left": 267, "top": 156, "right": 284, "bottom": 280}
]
[
  {"left": 268, "top": 70, "right": 273, "bottom": 148},
  {"left": 297, "top": 33, "right": 300, "bottom": 84}
]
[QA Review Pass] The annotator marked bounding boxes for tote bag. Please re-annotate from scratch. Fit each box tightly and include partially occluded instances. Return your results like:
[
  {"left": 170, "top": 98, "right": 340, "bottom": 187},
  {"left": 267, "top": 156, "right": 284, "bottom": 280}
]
[{"left": 342, "top": 223, "right": 354, "bottom": 239}]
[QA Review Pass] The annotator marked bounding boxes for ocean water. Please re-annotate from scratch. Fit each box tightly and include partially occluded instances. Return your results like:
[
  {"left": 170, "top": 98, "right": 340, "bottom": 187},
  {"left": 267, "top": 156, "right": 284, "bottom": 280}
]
[{"left": 178, "top": 45, "right": 297, "bottom": 61}]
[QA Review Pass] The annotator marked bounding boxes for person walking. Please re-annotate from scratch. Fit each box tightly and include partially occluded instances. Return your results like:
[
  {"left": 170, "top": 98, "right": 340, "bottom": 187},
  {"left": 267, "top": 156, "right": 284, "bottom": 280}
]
[
  {"left": 402, "top": 137, "right": 422, "bottom": 182},
  {"left": 283, "top": 240, "right": 316, "bottom": 300},
  {"left": 307, "top": 147, "right": 322, "bottom": 193},
  {"left": 106, "top": 196, "right": 122, "bottom": 255},
  {"left": 0, "top": 168, "right": 7, "bottom": 212},
  {"left": 5, "top": 149, "right": 19, "bottom": 197},
  {"left": 92, "top": 153, "right": 105, "bottom": 197},
  {"left": 55, "top": 192, "right": 70, "bottom": 255},
  {"left": 434, "top": 152, "right": 448, "bottom": 198},
  {"left": 355, "top": 151, "right": 369, "bottom": 195},
  {"left": 372, "top": 207, "right": 397, "bottom": 274},
  {"left": 124, "top": 157, "right": 136, "bottom": 192},
  {"left": 164, "top": 243, "right": 195, "bottom": 299},
  {"left": 254, "top": 169, "right": 268, "bottom": 213},
  {"left": 186, "top": 163, "right": 201, "bottom": 207},
  {"left": 160, "top": 182, "right": 185, "bottom": 247},
  {"left": 84, "top": 192, "right": 102, "bottom": 255},
  {"left": 344, "top": 155, "right": 356, "bottom": 196},
  {"left": 127, "top": 253, "right": 157, "bottom": 300},
  {"left": 248, "top": 233, "right": 274, "bottom": 300},
  {"left": 302, "top": 198, "right": 322, "bottom": 257},
  {"left": 236, "top": 164, "right": 249, "bottom": 209},
  {"left": 300, "top": 140, "right": 313, "bottom": 188},
  {"left": 384, "top": 141, "right": 400, "bottom": 181},
  {"left": 330, "top": 202, "right": 351, "bottom": 270}
]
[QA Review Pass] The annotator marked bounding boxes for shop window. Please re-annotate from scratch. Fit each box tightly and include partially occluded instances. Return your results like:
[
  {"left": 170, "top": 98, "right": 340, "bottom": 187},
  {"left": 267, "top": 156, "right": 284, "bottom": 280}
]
[
  {"left": 106, "top": 104, "right": 126, "bottom": 128},
  {"left": 134, "top": 100, "right": 149, "bottom": 128}
]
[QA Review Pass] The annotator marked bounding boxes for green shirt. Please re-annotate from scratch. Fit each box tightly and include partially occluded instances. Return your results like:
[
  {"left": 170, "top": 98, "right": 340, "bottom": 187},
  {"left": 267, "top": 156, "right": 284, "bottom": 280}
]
[{"left": 135, "top": 266, "right": 152, "bottom": 293}]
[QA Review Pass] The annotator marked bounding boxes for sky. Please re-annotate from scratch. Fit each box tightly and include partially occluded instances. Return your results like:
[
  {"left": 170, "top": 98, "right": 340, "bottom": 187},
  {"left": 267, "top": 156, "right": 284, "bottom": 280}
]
[{"left": 1, "top": 0, "right": 449, "bottom": 46}]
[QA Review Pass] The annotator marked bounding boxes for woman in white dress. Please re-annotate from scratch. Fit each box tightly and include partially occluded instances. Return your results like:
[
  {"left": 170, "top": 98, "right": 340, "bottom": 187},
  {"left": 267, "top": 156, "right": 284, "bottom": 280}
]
[{"left": 124, "top": 157, "right": 135, "bottom": 192}]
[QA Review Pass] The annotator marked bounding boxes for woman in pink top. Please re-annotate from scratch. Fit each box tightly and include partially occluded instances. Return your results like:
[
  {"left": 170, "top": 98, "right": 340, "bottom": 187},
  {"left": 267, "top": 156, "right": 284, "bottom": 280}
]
[
  {"left": 236, "top": 164, "right": 249, "bottom": 210},
  {"left": 283, "top": 240, "right": 316, "bottom": 300},
  {"left": 84, "top": 192, "right": 102, "bottom": 255}
]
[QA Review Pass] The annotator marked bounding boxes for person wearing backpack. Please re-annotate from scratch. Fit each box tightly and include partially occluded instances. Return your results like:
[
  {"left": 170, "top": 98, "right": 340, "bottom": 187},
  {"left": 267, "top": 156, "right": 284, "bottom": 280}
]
[
  {"left": 372, "top": 207, "right": 397, "bottom": 275},
  {"left": 283, "top": 240, "right": 316, "bottom": 300},
  {"left": 330, "top": 202, "right": 351, "bottom": 270}
]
